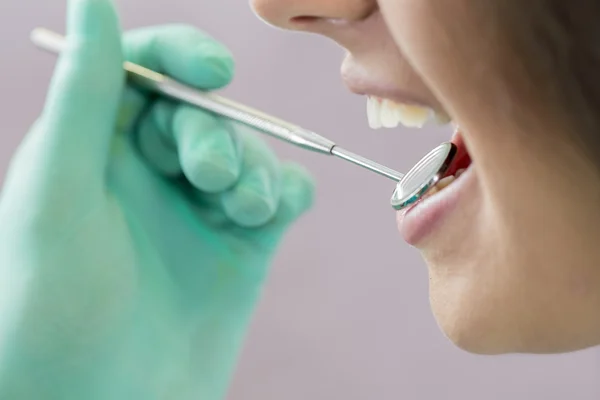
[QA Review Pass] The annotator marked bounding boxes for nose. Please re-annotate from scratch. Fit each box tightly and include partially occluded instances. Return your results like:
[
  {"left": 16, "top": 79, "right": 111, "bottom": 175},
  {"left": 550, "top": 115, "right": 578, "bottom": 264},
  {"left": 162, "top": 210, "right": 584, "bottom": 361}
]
[{"left": 251, "top": 0, "right": 376, "bottom": 31}]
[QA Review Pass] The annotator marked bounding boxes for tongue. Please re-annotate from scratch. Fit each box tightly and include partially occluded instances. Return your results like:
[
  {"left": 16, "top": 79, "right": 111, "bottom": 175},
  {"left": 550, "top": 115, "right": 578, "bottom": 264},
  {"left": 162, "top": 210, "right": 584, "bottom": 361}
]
[{"left": 445, "top": 131, "right": 471, "bottom": 177}]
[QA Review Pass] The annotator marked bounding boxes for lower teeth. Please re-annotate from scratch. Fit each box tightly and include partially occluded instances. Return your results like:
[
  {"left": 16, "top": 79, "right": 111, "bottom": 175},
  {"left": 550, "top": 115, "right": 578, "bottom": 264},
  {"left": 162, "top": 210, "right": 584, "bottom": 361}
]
[{"left": 423, "top": 168, "right": 467, "bottom": 200}]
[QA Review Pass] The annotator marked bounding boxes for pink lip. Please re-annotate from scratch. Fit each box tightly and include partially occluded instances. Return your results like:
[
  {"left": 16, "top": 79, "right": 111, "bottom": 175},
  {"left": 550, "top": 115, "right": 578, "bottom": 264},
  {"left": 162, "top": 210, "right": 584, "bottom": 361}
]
[
  {"left": 397, "top": 165, "right": 475, "bottom": 246},
  {"left": 341, "top": 58, "right": 434, "bottom": 108}
]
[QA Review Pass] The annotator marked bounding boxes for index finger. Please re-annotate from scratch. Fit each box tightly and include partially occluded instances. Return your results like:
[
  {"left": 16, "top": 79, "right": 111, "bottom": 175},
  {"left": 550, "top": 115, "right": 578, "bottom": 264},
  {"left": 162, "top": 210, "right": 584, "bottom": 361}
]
[{"left": 123, "top": 25, "right": 235, "bottom": 90}]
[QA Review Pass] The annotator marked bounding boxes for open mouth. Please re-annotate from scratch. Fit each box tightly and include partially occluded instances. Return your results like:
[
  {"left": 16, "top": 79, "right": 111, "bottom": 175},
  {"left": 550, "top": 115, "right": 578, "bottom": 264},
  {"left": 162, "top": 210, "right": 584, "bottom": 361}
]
[
  {"left": 366, "top": 96, "right": 474, "bottom": 245},
  {"left": 426, "top": 128, "right": 472, "bottom": 197}
]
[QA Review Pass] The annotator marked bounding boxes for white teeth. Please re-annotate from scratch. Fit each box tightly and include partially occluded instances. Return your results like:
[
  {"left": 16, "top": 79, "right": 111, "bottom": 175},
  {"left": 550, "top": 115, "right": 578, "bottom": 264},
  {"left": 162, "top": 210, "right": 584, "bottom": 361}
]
[
  {"left": 397, "top": 104, "right": 431, "bottom": 128},
  {"left": 367, "top": 97, "right": 382, "bottom": 129},
  {"left": 423, "top": 186, "right": 439, "bottom": 199},
  {"left": 436, "top": 175, "right": 456, "bottom": 190},
  {"left": 434, "top": 111, "right": 452, "bottom": 125},
  {"left": 380, "top": 99, "right": 400, "bottom": 128},
  {"left": 423, "top": 172, "right": 464, "bottom": 199},
  {"left": 366, "top": 96, "right": 445, "bottom": 130}
]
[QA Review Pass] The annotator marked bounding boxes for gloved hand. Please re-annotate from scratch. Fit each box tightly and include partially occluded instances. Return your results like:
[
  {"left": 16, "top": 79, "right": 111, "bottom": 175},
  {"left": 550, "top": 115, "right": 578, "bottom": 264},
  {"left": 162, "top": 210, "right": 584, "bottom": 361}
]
[{"left": 0, "top": 0, "right": 314, "bottom": 399}]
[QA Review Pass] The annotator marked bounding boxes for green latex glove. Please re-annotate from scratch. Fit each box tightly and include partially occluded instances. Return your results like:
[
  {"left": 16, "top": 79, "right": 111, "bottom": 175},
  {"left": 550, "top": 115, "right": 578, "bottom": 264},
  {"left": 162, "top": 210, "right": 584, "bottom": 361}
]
[{"left": 0, "top": 1, "right": 314, "bottom": 399}]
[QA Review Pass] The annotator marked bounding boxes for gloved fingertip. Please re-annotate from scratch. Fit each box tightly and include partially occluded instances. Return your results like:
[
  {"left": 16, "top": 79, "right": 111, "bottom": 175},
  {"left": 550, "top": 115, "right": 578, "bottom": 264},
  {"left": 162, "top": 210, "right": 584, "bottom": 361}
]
[
  {"left": 258, "top": 163, "right": 315, "bottom": 234},
  {"left": 192, "top": 41, "right": 236, "bottom": 86},
  {"left": 184, "top": 154, "right": 241, "bottom": 193},
  {"left": 224, "top": 193, "right": 277, "bottom": 228},
  {"left": 123, "top": 25, "right": 235, "bottom": 89},
  {"left": 178, "top": 124, "right": 242, "bottom": 192},
  {"left": 222, "top": 168, "right": 278, "bottom": 227},
  {"left": 67, "top": 0, "right": 120, "bottom": 39},
  {"left": 280, "top": 163, "right": 316, "bottom": 218}
]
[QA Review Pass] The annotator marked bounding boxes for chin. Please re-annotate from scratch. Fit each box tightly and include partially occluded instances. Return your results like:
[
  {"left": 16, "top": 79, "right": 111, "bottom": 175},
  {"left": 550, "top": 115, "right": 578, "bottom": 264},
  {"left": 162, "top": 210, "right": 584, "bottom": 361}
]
[
  {"left": 427, "top": 256, "right": 600, "bottom": 355},
  {"left": 430, "top": 296, "right": 518, "bottom": 355},
  {"left": 425, "top": 263, "right": 510, "bottom": 355}
]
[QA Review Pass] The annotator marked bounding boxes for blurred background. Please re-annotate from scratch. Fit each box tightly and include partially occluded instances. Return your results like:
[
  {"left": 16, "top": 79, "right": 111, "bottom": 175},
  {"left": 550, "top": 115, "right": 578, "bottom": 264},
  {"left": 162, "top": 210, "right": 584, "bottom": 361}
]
[{"left": 2, "top": 0, "right": 600, "bottom": 399}]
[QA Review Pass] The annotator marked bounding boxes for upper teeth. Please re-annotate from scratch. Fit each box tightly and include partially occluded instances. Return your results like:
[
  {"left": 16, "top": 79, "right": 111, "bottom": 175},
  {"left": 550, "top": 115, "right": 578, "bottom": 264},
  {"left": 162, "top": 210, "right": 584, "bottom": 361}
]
[{"left": 366, "top": 96, "right": 450, "bottom": 129}]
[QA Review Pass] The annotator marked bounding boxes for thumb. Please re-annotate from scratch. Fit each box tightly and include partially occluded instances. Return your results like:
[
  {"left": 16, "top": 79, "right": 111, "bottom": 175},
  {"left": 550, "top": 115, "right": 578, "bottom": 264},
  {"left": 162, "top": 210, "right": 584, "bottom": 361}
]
[{"left": 39, "top": 0, "right": 124, "bottom": 180}]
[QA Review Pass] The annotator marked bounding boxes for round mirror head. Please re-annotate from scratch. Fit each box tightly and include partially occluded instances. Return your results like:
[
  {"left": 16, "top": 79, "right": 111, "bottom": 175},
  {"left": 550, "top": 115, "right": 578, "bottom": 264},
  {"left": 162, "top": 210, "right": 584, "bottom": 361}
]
[{"left": 390, "top": 142, "right": 457, "bottom": 211}]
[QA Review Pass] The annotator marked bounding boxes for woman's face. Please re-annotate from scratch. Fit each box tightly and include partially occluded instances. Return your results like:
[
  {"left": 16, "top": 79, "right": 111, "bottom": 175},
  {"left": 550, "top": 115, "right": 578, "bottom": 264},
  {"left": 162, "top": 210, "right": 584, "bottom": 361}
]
[{"left": 251, "top": 0, "right": 600, "bottom": 354}]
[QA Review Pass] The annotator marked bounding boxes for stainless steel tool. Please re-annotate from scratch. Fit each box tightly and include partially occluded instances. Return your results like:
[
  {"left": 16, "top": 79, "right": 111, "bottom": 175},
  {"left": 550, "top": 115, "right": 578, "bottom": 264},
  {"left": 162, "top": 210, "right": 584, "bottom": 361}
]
[{"left": 30, "top": 27, "right": 457, "bottom": 211}]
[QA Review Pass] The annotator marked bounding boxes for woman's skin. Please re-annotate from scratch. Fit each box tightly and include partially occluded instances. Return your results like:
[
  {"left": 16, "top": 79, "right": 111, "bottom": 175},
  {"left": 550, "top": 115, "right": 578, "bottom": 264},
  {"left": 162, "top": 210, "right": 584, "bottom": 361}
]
[{"left": 251, "top": 0, "right": 600, "bottom": 354}]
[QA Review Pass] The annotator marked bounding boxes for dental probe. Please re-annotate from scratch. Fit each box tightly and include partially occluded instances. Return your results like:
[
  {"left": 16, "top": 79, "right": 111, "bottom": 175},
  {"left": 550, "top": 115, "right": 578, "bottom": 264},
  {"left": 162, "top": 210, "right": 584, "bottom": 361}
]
[{"left": 30, "top": 28, "right": 404, "bottom": 182}]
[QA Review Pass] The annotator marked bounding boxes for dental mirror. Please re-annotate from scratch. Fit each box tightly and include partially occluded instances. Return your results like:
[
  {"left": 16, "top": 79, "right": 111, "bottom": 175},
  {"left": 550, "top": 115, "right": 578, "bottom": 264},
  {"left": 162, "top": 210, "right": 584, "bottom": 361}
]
[{"left": 390, "top": 142, "right": 457, "bottom": 210}]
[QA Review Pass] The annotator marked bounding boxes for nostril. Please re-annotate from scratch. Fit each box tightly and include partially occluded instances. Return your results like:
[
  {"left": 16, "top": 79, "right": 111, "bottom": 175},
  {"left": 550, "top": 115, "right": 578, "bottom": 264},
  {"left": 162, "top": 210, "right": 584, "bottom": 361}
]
[{"left": 289, "top": 15, "right": 320, "bottom": 24}]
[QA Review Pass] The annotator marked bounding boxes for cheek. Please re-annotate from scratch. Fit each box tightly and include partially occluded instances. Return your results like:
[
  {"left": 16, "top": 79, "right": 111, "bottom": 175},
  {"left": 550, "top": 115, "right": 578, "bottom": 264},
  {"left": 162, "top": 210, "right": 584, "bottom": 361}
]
[
  {"left": 424, "top": 234, "right": 525, "bottom": 355},
  {"left": 377, "top": 0, "right": 462, "bottom": 52},
  {"left": 418, "top": 178, "right": 523, "bottom": 353}
]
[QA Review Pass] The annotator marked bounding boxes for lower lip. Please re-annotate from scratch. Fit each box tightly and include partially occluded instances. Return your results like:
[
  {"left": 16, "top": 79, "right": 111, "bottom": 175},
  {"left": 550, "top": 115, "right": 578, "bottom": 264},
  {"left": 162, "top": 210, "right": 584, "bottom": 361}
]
[{"left": 397, "top": 165, "right": 474, "bottom": 246}]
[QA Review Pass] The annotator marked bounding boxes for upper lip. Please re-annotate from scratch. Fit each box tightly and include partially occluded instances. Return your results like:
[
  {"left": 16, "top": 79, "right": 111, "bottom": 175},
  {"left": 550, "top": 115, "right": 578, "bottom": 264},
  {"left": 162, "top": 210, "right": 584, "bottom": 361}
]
[
  {"left": 340, "top": 56, "right": 442, "bottom": 111},
  {"left": 302, "top": 7, "right": 440, "bottom": 112}
]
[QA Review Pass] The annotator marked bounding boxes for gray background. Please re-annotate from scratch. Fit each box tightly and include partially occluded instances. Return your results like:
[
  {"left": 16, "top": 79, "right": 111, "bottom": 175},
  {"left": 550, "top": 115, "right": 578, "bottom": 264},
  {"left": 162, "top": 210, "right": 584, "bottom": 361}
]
[{"left": 2, "top": 0, "right": 600, "bottom": 399}]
